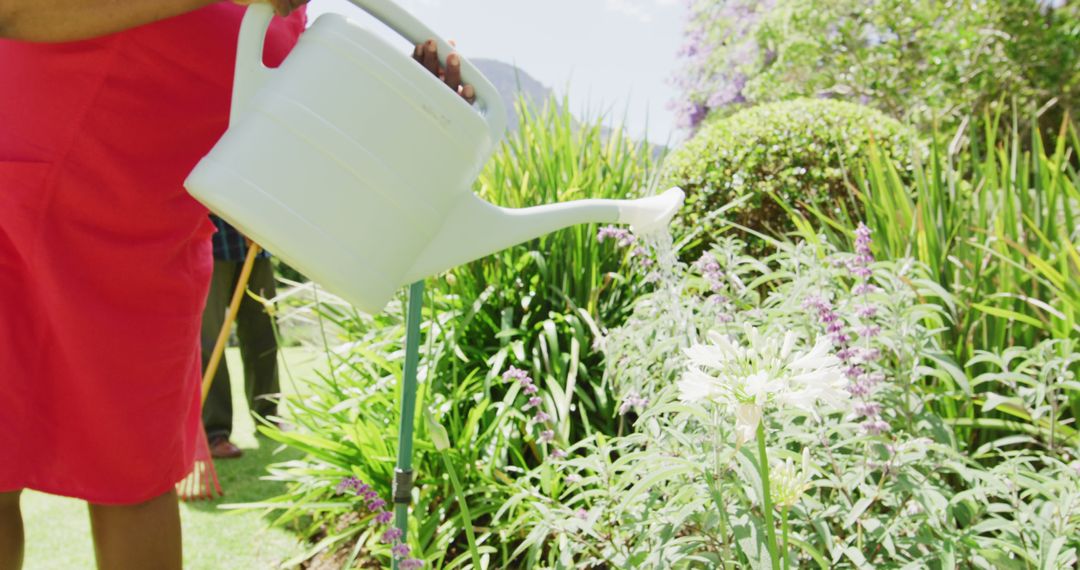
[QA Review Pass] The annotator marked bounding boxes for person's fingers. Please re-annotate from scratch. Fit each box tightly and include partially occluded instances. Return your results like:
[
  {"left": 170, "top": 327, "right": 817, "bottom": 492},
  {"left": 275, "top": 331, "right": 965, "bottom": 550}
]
[
  {"left": 422, "top": 40, "right": 439, "bottom": 75},
  {"left": 444, "top": 53, "right": 462, "bottom": 92},
  {"left": 408, "top": 38, "right": 474, "bottom": 104}
]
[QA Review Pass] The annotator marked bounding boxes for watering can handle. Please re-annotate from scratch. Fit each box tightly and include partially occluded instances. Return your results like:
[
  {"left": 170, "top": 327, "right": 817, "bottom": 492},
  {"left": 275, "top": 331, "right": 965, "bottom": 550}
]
[{"left": 232, "top": 2, "right": 508, "bottom": 143}]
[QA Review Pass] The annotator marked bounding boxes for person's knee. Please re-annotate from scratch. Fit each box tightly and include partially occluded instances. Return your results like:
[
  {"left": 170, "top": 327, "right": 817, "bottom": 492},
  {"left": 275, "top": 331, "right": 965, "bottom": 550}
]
[{"left": 89, "top": 488, "right": 177, "bottom": 514}]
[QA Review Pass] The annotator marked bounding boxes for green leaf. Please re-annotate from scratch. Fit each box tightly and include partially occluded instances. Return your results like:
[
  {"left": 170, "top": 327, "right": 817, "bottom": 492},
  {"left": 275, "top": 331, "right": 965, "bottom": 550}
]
[
  {"left": 972, "top": 303, "right": 1045, "bottom": 330},
  {"left": 843, "top": 497, "right": 874, "bottom": 529}
]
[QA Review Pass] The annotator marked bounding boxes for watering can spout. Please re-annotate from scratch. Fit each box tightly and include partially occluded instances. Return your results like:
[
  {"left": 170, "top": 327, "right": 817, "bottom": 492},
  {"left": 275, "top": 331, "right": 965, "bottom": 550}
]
[{"left": 402, "top": 187, "right": 685, "bottom": 283}]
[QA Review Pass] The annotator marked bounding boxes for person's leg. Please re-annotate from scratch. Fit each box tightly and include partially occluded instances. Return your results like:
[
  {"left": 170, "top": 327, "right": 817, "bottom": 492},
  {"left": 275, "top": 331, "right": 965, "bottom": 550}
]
[
  {"left": 235, "top": 257, "right": 280, "bottom": 423},
  {"left": 0, "top": 490, "right": 24, "bottom": 570},
  {"left": 200, "top": 259, "right": 239, "bottom": 444},
  {"left": 88, "top": 489, "right": 181, "bottom": 570}
]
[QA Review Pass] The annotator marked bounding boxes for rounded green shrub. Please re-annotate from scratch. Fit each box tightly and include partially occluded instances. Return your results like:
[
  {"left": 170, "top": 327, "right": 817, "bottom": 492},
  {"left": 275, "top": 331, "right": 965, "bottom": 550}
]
[{"left": 663, "top": 98, "right": 917, "bottom": 241}]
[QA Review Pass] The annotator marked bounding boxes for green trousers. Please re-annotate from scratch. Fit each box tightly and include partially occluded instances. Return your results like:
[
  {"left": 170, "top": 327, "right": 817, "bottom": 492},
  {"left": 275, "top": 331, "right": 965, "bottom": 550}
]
[{"left": 200, "top": 258, "right": 279, "bottom": 441}]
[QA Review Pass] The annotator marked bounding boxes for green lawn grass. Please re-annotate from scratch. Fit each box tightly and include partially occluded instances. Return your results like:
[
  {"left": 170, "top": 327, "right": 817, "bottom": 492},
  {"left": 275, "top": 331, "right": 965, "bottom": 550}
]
[{"left": 22, "top": 347, "right": 325, "bottom": 569}]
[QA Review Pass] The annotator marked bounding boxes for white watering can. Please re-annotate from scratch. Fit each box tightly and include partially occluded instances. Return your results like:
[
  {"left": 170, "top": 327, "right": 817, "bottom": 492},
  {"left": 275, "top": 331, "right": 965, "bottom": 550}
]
[{"left": 185, "top": 0, "right": 685, "bottom": 315}]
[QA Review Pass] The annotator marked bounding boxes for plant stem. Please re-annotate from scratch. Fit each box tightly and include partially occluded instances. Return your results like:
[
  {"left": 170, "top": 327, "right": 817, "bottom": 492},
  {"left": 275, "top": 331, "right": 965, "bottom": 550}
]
[
  {"left": 713, "top": 410, "right": 733, "bottom": 569},
  {"left": 781, "top": 506, "right": 790, "bottom": 570},
  {"left": 442, "top": 454, "right": 483, "bottom": 569},
  {"left": 757, "top": 422, "right": 780, "bottom": 570}
]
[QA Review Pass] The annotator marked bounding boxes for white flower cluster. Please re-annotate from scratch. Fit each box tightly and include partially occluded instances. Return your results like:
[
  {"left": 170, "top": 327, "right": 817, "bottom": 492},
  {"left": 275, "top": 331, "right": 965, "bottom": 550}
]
[
  {"left": 770, "top": 449, "right": 814, "bottom": 509},
  {"left": 678, "top": 325, "right": 849, "bottom": 444}
]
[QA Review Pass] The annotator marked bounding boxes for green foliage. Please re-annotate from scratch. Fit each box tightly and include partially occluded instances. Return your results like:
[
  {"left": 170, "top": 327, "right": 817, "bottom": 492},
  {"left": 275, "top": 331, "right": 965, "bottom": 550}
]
[
  {"left": 999, "top": 1, "right": 1080, "bottom": 134},
  {"left": 247, "top": 97, "right": 661, "bottom": 567},
  {"left": 791, "top": 112, "right": 1080, "bottom": 450},
  {"left": 245, "top": 102, "right": 1080, "bottom": 568},
  {"left": 663, "top": 98, "right": 915, "bottom": 243},
  {"left": 748, "top": 0, "right": 1013, "bottom": 128},
  {"left": 498, "top": 235, "right": 1080, "bottom": 568}
]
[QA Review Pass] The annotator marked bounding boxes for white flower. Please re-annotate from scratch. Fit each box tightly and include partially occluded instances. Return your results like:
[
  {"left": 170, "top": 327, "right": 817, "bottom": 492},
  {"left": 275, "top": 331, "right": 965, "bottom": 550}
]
[
  {"left": 678, "top": 325, "right": 849, "bottom": 434},
  {"left": 734, "top": 403, "right": 762, "bottom": 445},
  {"left": 770, "top": 448, "right": 814, "bottom": 509},
  {"left": 777, "top": 339, "right": 850, "bottom": 413},
  {"left": 676, "top": 367, "right": 724, "bottom": 403}
]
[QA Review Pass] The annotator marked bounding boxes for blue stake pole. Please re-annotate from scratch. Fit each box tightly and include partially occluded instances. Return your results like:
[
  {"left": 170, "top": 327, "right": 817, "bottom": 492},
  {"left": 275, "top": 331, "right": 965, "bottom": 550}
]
[{"left": 392, "top": 280, "right": 424, "bottom": 570}]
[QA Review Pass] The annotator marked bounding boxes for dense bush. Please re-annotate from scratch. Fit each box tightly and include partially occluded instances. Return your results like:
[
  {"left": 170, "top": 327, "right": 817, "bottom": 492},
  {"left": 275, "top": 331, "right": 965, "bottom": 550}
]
[
  {"left": 672, "top": 0, "right": 1080, "bottom": 134},
  {"left": 499, "top": 234, "right": 1080, "bottom": 568},
  {"left": 246, "top": 102, "right": 1080, "bottom": 568},
  {"left": 663, "top": 98, "right": 915, "bottom": 243},
  {"left": 791, "top": 113, "right": 1080, "bottom": 450}
]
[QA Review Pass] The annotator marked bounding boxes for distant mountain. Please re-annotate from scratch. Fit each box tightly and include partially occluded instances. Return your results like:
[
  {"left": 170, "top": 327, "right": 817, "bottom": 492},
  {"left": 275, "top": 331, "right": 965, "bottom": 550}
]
[
  {"left": 471, "top": 58, "right": 667, "bottom": 156},
  {"left": 471, "top": 58, "right": 555, "bottom": 133}
]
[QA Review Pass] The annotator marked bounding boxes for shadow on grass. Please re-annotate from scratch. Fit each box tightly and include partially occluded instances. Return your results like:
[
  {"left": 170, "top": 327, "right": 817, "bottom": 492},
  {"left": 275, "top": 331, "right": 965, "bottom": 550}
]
[{"left": 184, "top": 436, "right": 304, "bottom": 511}]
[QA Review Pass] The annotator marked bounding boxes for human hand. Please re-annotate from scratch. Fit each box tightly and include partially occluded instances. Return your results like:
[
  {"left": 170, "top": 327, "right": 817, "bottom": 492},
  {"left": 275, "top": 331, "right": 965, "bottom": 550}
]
[
  {"left": 412, "top": 40, "right": 476, "bottom": 104},
  {"left": 232, "top": 0, "right": 309, "bottom": 17}
]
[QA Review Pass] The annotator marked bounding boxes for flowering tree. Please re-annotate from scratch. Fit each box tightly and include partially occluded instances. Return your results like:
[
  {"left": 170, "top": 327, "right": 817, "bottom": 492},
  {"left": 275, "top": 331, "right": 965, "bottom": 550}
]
[
  {"left": 670, "top": 0, "right": 1079, "bottom": 131},
  {"left": 670, "top": 0, "right": 775, "bottom": 130}
]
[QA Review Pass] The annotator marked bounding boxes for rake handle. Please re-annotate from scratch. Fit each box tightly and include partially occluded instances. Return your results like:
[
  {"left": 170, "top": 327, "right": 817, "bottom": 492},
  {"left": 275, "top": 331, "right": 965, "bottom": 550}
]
[{"left": 201, "top": 242, "right": 262, "bottom": 405}]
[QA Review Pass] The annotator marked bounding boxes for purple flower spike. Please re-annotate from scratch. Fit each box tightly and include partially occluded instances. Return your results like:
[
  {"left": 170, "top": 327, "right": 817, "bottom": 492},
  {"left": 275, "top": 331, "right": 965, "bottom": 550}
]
[
  {"left": 861, "top": 419, "right": 891, "bottom": 435},
  {"left": 335, "top": 476, "right": 360, "bottom": 495},
  {"left": 850, "top": 266, "right": 873, "bottom": 279},
  {"left": 534, "top": 411, "right": 551, "bottom": 423},
  {"left": 381, "top": 527, "right": 404, "bottom": 544},
  {"left": 375, "top": 510, "right": 393, "bottom": 525},
  {"left": 502, "top": 366, "right": 531, "bottom": 383},
  {"left": 524, "top": 396, "right": 542, "bottom": 409},
  {"left": 847, "top": 381, "right": 871, "bottom": 398},
  {"left": 618, "top": 391, "right": 649, "bottom": 415},
  {"left": 392, "top": 543, "right": 411, "bottom": 558},
  {"left": 523, "top": 384, "right": 539, "bottom": 395},
  {"left": 853, "top": 283, "right": 879, "bottom": 295},
  {"left": 854, "top": 401, "right": 882, "bottom": 417},
  {"left": 597, "top": 226, "right": 636, "bottom": 248},
  {"left": 367, "top": 498, "right": 387, "bottom": 511},
  {"left": 855, "top": 223, "right": 874, "bottom": 255},
  {"left": 857, "top": 325, "right": 882, "bottom": 338},
  {"left": 400, "top": 558, "right": 424, "bottom": 570},
  {"left": 551, "top": 449, "right": 567, "bottom": 459},
  {"left": 539, "top": 430, "right": 555, "bottom": 443}
]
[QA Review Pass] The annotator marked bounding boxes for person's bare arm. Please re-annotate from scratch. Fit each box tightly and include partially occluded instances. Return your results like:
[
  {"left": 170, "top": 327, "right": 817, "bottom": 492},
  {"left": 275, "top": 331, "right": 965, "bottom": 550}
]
[{"left": 0, "top": 0, "right": 305, "bottom": 43}]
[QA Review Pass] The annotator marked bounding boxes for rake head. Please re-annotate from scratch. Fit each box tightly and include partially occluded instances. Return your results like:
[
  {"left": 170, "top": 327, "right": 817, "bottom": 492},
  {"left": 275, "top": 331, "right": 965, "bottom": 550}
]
[{"left": 176, "top": 427, "right": 223, "bottom": 501}]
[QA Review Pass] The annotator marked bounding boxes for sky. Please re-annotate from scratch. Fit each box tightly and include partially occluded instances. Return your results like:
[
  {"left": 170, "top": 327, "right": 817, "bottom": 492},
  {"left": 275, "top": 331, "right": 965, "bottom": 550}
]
[{"left": 306, "top": 0, "right": 688, "bottom": 145}]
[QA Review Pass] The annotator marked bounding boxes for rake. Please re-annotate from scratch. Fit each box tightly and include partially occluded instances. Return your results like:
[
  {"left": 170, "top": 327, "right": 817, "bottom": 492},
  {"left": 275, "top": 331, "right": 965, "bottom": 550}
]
[{"left": 177, "top": 243, "right": 262, "bottom": 500}]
